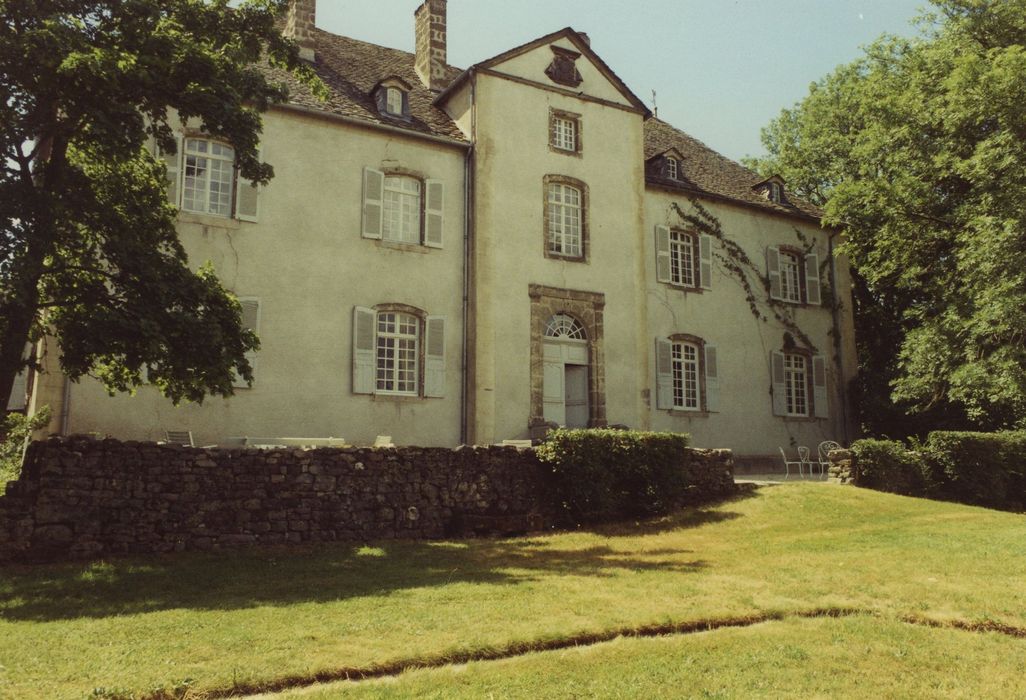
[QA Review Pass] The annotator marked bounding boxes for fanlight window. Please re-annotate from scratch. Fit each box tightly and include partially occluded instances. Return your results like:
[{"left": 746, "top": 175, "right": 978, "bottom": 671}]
[{"left": 545, "top": 314, "right": 587, "bottom": 341}]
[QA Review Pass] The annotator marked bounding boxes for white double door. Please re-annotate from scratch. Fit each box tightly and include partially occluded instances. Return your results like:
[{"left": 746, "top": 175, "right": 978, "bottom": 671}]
[{"left": 542, "top": 340, "right": 589, "bottom": 428}]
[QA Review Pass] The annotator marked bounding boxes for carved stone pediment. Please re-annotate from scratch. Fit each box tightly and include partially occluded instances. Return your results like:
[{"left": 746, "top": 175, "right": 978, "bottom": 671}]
[{"left": 545, "top": 46, "right": 583, "bottom": 88}]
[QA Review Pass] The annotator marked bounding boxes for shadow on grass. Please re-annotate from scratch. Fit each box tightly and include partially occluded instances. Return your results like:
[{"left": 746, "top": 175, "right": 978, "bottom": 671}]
[{"left": 0, "top": 497, "right": 752, "bottom": 623}]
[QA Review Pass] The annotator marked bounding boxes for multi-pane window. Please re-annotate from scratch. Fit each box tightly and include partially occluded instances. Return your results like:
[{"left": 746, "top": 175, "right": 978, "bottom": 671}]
[
  {"left": 383, "top": 175, "right": 422, "bottom": 244},
  {"left": 669, "top": 230, "right": 699, "bottom": 288},
  {"left": 671, "top": 342, "right": 701, "bottom": 410},
  {"left": 386, "top": 87, "right": 403, "bottom": 115},
  {"left": 547, "top": 182, "right": 582, "bottom": 257},
  {"left": 783, "top": 353, "right": 808, "bottom": 416},
  {"left": 183, "top": 138, "right": 235, "bottom": 216},
  {"left": 552, "top": 116, "right": 577, "bottom": 152},
  {"left": 667, "top": 157, "right": 679, "bottom": 180},
  {"left": 375, "top": 312, "right": 418, "bottom": 394},
  {"left": 779, "top": 251, "right": 802, "bottom": 303}
]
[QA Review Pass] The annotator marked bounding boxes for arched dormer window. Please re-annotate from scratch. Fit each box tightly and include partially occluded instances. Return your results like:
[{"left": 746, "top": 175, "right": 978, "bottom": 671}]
[{"left": 372, "top": 77, "right": 412, "bottom": 119}]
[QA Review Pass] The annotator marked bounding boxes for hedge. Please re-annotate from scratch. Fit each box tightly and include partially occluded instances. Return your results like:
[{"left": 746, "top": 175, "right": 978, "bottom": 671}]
[
  {"left": 536, "top": 428, "right": 694, "bottom": 525},
  {"left": 850, "top": 439, "right": 930, "bottom": 496}
]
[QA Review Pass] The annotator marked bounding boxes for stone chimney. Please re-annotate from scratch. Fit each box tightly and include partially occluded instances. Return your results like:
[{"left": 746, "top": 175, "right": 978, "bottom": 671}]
[
  {"left": 415, "top": 0, "right": 450, "bottom": 91},
  {"left": 285, "top": 0, "right": 316, "bottom": 62}
]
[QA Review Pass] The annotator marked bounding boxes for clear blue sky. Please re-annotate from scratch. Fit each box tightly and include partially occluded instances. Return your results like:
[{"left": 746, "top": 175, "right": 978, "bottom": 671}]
[{"left": 316, "top": 0, "right": 928, "bottom": 161}]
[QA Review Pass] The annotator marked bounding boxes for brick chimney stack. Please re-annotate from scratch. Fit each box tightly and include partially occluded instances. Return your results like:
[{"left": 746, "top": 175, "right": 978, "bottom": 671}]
[
  {"left": 415, "top": 0, "right": 450, "bottom": 91},
  {"left": 285, "top": 0, "right": 316, "bottom": 62}
]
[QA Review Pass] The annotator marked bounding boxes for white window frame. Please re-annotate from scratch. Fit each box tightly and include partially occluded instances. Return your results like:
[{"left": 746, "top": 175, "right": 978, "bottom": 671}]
[
  {"left": 779, "top": 250, "right": 803, "bottom": 303},
  {"left": 375, "top": 311, "right": 419, "bottom": 396},
  {"left": 768, "top": 182, "right": 783, "bottom": 203},
  {"left": 669, "top": 229, "right": 699, "bottom": 288},
  {"left": 552, "top": 115, "right": 577, "bottom": 152},
  {"left": 382, "top": 175, "right": 422, "bottom": 244},
  {"left": 547, "top": 182, "right": 583, "bottom": 258},
  {"left": 667, "top": 157, "right": 679, "bottom": 180},
  {"left": 783, "top": 352, "right": 809, "bottom": 417},
  {"left": 385, "top": 87, "right": 404, "bottom": 115},
  {"left": 671, "top": 341, "right": 701, "bottom": 411},
  {"left": 182, "top": 137, "right": 236, "bottom": 217}
]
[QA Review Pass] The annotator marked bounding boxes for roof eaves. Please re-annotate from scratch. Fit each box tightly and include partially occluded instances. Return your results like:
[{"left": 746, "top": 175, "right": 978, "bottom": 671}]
[{"left": 646, "top": 178, "right": 823, "bottom": 225}]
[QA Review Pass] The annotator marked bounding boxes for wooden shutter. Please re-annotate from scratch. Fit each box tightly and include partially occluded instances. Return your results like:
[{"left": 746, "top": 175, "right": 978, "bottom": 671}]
[
  {"left": 160, "top": 134, "right": 182, "bottom": 208},
  {"left": 235, "top": 147, "right": 260, "bottom": 223},
  {"left": 767, "top": 246, "right": 782, "bottom": 300},
  {"left": 704, "top": 344, "right": 719, "bottom": 412},
  {"left": 805, "top": 252, "right": 821, "bottom": 306},
  {"left": 771, "top": 351, "right": 787, "bottom": 416},
  {"left": 362, "top": 168, "right": 385, "bottom": 239},
  {"left": 699, "top": 234, "right": 713, "bottom": 290},
  {"left": 374, "top": 88, "right": 388, "bottom": 114},
  {"left": 655, "top": 338, "right": 674, "bottom": 410},
  {"left": 233, "top": 298, "right": 260, "bottom": 389},
  {"left": 352, "top": 306, "right": 376, "bottom": 394},
  {"left": 655, "top": 225, "right": 671, "bottom": 284},
  {"left": 424, "top": 180, "right": 444, "bottom": 248},
  {"left": 401, "top": 91, "right": 410, "bottom": 118},
  {"left": 812, "top": 355, "right": 829, "bottom": 418},
  {"left": 424, "top": 316, "right": 446, "bottom": 398}
]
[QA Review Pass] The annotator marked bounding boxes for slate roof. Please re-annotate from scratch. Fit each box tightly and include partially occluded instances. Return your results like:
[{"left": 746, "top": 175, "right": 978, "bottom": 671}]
[
  {"left": 644, "top": 118, "right": 822, "bottom": 221},
  {"left": 266, "top": 29, "right": 467, "bottom": 142}
]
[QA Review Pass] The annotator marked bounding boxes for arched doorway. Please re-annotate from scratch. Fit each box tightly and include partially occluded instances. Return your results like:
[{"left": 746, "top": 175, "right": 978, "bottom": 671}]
[{"left": 542, "top": 313, "right": 590, "bottom": 427}]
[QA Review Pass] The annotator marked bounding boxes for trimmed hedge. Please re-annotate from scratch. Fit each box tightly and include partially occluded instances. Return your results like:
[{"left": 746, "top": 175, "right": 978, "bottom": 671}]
[
  {"left": 536, "top": 429, "right": 699, "bottom": 525},
  {"left": 851, "top": 431, "right": 1026, "bottom": 511},
  {"left": 850, "top": 439, "right": 929, "bottom": 496}
]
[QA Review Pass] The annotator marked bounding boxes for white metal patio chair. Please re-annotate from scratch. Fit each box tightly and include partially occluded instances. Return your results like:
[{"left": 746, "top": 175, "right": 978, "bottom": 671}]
[
  {"left": 164, "top": 430, "right": 195, "bottom": 447},
  {"left": 797, "top": 446, "right": 814, "bottom": 478},
  {"left": 816, "top": 440, "right": 843, "bottom": 477},
  {"left": 779, "top": 447, "right": 805, "bottom": 480}
]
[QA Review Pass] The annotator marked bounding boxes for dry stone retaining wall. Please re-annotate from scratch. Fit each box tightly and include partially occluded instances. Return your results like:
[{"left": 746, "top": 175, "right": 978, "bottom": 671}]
[{"left": 0, "top": 436, "right": 734, "bottom": 563}]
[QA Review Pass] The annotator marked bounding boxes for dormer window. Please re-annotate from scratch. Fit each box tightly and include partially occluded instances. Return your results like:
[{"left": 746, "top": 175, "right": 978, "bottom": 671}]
[
  {"left": 666, "top": 157, "right": 679, "bottom": 180},
  {"left": 753, "top": 176, "right": 788, "bottom": 205},
  {"left": 372, "top": 77, "right": 412, "bottom": 120},
  {"left": 385, "top": 87, "right": 404, "bottom": 116},
  {"left": 768, "top": 182, "right": 783, "bottom": 203}
]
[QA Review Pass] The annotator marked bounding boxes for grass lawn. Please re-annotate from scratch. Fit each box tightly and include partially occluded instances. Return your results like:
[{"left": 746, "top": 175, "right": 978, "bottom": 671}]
[{"left": 1, "top": 484, "right": 1024, "bottom": 698}]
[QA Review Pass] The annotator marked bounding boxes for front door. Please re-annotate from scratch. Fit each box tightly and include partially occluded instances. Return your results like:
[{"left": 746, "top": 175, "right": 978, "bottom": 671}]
[
  {"left": 564, "top": 364, "right": 589, "bottom": 428},
  {"left": 542, "top": 338, "right": 589, "bottom": 427}
]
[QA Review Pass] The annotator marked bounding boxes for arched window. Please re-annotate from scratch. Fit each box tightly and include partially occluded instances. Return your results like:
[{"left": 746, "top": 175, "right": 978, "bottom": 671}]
[
  {"left": 545, "top": 177, "right": 587, "bottom": 260},
  {"left": 545, "top": 313, "right": 587, "bottom": 341},
  {"left": 671, "top": 341, "right": 701, "bottom": 410},
  {"left": 778, "top": 250, "right": 802, "bottom": 303},
  {"left": 375, "top": 311, "right": 419, "bottom": 394}
]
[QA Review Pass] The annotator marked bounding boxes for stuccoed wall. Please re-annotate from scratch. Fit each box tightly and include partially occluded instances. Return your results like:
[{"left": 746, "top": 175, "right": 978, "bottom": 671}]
[{"left": 0, "top": 436, "right": 735, "bottom": 563}]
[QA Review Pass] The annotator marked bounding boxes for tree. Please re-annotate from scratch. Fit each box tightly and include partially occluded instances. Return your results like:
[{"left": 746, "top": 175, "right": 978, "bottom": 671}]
[
  {"left": 746, "top": 0, "right": 1026, "bottom": 432},
  {"left": 0, "top": 0, "right": 318, "bottom": 410}
]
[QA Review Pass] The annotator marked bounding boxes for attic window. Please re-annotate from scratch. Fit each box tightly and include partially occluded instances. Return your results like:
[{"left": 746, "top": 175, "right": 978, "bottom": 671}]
[
  {"left": 374, "top": 79, "right": 411, "bottom": 119},
  {"left": 386, "top": 87, "right": 404, "bottom": 115},
  {"left": 767, "top": 182, "right": 784, "bottom": 203},
  {"left": 666, "top": 157, "right": 679, "bottom": 180}
]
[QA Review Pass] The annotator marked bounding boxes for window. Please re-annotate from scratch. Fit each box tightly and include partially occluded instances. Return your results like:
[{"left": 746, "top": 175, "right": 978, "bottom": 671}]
[
  {"left": 385, "top": 87, "right": 404, "bottom": 115},
  {"left": 767, "top": 246, "right": 820, "bottom": 305},
  {"left": 771, "top": 350, "right": 828, "bottom": 418},
  {"left": 671, "top": 341, "right": 701, "bottom": 410},
  {"left": 768, "top": 182, "right": 784, "bottom": 203},
  {"left": 655, "top": 336, "right": 719, "bottom": 412},
  {"left": 375, "top": 311, "right": 419, "bottom": 395},
  {"left": 550, "top": 111, "right": 580, "bottom": 153},
  {"left": 362, "top": 168, "right": 444, "bottom": 248},
  {"left": 353, "top": 306, "right": 446, "bottom": 398},
  {"left": 547, "top": 181, "right": 583, "bottom": 258},
  {"left": 183, "top": 138, "right": 235, "bottom": 217},
  {"left": 783, "top": 353, "right": 808, "bottom": 416},
  {"left": 383, "top": 175, "right": 422, "bottom": 244},
  {"left": 779, "top": 251, "right": 802, "bottom": 303},
  {"left": 666, "top": 157, "right": 679, "bottom": 180},
  {"left": 669, "top": 230, "right": 699, "bottom": 288}
]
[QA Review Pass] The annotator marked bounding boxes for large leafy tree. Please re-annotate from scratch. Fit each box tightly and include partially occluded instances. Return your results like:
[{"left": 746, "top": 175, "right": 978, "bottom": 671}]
[
  {"left": 0, "top": 0, "right": 316, "bottom": 410},
  {"left": 746, "top": 0, "right": 1026, "bottom": 433}
]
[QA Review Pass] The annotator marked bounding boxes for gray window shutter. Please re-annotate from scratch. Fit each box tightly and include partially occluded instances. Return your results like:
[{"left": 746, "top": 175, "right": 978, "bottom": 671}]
[
  {"left": 352, "top": 306, "right": 376, "bottom": 394},
  {"left": 424, "top": 316, "right": 446, "bottom": 397},
  {"left": 401, "top": 91, "right": 410, "bottom": 118},
  {"left": 655, "top": 338, "right": 674, "bottom": 410},
  {"left": 813, "top": 355, "right": 829, "bottom": 418},
  {"left": 699, "top": 234, "right": 713, "bottom": 290},
  {"left": 234, "top": 298, "right": 260, "bottom": 389},
  {"left": 767, "top": 246, "right": 782, "bottom": 300},
  {"left": 375, "top": 88, "right": 388, "bottom": 114},
  {"left": 805, "top": 252, "right": 821, "bottom": 306},
  {"left": 655, "top": 225, "right": 671, "bottom": 284},
  {"left": 160, "top": 134, "right": 182, "bottom": 208},
  {"left": 362, "top": 168, "right": 385, "bottom": 239},
  {"left": 771, "top": 351, "right": 787, "bottom": 416},
  {"left": 424, "top": 180, "right": 444, "bottom": 248},
  {"left": 704, "top": 343, "right": 719, "bottom": 412},
  {"left": 6, "top": 344, "right": 31, "bottom": 411},
  {"left": 235, "top": 147, "right": 260, "bottom": 223}
]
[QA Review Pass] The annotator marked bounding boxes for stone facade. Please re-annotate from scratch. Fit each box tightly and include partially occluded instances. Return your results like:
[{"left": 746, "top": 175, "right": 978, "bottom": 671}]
[{"left": 0, "top": 436, "right": 735, "bottom": 563}]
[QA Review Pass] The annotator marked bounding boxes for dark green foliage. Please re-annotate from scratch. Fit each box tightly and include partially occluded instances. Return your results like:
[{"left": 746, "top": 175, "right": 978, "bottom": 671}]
[
  {"left": 851, "top": 439, "right": 930, "bottom": 496},
  {"left": 923, "top": 431, "right": 1026, "bottom": 510},
  {"left": 536, "top": 429, "right": 693, "bottom": 525},
  {"left": 0, "top": 407, "right": 51, "bottom": 488}
]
